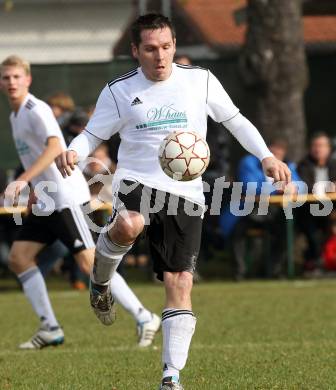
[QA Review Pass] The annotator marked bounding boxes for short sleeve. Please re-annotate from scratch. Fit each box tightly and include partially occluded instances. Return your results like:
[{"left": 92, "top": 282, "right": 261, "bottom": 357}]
[
  {"left": 30, "top": 103, "right": 62, "bottom": 141},
  {"left": 85, "top": 85, "right": 122, "bottom": 140},
  {"left": 206, "top": 71, "right": 240, "bottom": 123}
]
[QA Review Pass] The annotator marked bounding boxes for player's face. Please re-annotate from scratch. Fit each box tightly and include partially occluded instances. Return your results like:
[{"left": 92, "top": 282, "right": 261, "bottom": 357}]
[
  {"left": 269, "top": 145, "right": 286, "bottom": 161},
  {"left": 132, "top": 26, "right": 176, "bottom": 81},
  {"left": 0, "top": 65, "right": 31, "bottom": 106},
  {"left": 310, "top": 136, "right": 331, "bottom": 164}
]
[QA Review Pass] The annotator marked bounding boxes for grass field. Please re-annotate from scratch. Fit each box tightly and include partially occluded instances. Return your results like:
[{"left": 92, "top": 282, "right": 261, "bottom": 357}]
[{"left": 1, "top": 280, "right": 336, "bottom": 389}]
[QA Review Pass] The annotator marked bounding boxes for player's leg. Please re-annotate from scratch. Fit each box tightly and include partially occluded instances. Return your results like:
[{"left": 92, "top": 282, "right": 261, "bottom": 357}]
[
  {"left": 63, "top": 201, "right": 143, "bottom": 326},
  {"left": 89, "top": 210, "right": 144, "bottom": 325},
  {"left": 64, "top": 201, "right": 160, "bottom": 342},
  {"left": 92, "top": 180, "right": 147, "bottom": 285},
  {"left": 160, "top": 271, "right": 196, "bottom": 390},
  {"left": 74, "top": 245, "right": 160, "bottom": 343},
  {"left": 90, "top": 181, "right": 146, "bottom": 324},
  {"left": 92, "top": 210, "right": 144, "bottom": 284},
  {"left": 54, "top": 203, "right": 119, "bottom": 324},
  {"left": 9, "top": 239, "right": 64, "bottom": 349},
  {"left": 110, "top": 272, "right": 161, "bottom": 347},
  {"left": 73, "top": 247, "right": 95, "bottom": 275},
  {"left": 153, "top": 197, "right": 202, "bottom": 389},
  {"left": 38, "top": 240, "right": 69, "bottom": 277},
  {"left": 73, "top": 241, "right": 160, "bottom": 336}
]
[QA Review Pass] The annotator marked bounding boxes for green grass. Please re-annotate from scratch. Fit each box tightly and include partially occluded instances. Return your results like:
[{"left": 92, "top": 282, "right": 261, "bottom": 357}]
[{"left": 1, "top": 280, "right": 336, "bottom": 389}]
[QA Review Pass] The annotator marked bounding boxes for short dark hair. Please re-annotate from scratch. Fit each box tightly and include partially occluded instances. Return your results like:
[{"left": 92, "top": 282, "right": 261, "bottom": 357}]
[
  {"left": 131, "top": 13, "right": 176, "bottom": 47},
  {"left": 269, "top": 137, "right": 288, "bottom": 149},
  {"left": 310, "top": 131, "right": 331, "bottom": 144}
]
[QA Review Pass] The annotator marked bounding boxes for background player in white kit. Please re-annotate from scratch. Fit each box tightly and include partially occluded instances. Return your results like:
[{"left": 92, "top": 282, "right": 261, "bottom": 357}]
[
  {"left": 0, "top": 55, "right": 160, "bottom": 350},
  {"left": 56, "top": 14, "right": 291, "bottom": 390}
]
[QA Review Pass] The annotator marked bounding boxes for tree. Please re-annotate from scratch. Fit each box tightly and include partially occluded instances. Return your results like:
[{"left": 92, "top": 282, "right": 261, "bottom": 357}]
[{"left": 240, "top": 0, "right": 308, "bottom": 161}]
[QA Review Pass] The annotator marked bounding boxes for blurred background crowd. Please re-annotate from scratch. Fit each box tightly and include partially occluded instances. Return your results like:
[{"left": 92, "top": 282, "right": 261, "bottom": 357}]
[{"left": 1, "top": 0, "right": 336, "bottom": 287}]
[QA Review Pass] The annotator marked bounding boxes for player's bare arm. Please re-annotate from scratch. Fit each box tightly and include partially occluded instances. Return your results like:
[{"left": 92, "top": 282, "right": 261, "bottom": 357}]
[
  {"left": 8, "top": 136, "right": 63, "bottom": 200},
  {"left": 16, "top": 136, "right": 63, "bottom": 182},
  {"left": 55, "top": 149, "right": 78, "bottom": 178}
]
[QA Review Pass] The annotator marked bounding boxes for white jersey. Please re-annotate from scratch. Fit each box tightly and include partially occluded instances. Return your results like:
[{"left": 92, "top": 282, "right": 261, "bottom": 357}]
[
  {"left": 10, "top": 93, "right": 90, "bottom": 211},
  {"left": 85, "top": 64, "right": 240, "bottom": 205}
]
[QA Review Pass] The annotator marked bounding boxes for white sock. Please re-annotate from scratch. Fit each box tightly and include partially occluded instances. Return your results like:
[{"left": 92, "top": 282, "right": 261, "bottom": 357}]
[
  {"left": 92, "top": 232, "right": 132, "bottom": 285},
  {"left": 110, "top": 272, "right": 152, "bottom": 323},
  {"left": 162, "top": 309, "right": 196, "bottom": 380},
  {"left": 18, "top": 266, "right": 59, "bottom": 328}
]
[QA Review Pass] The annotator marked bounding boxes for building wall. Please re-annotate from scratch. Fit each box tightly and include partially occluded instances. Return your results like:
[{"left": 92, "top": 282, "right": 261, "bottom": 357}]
[{"left": 0, "top": 0, "right": 133, "bottom": 64}]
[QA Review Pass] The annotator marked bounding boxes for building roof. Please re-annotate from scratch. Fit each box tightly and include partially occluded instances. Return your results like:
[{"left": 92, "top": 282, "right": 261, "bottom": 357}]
[
  {"left": 178, "top": 0, "right": 336, "bottom": 47},
  {"left": 113, "top": 0, "right": 336, "bottom": 58},
  {"left": 177, "top": 0, "right": 246, "bottom": 47},
  {"left": 304, "top": 16, "right": 336, "bottom": 42}
]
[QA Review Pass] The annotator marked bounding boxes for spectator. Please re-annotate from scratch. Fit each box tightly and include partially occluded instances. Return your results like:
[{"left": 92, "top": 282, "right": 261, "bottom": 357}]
[
  {"left": 220, "top": 138, "right": 302, "bottom": 279},
  {"left": 322, "top": 211, "right": 336, "bottom": 271},
  {"left": 46, "top": 91, "right": 75, "bottom": 129},
  {"left": 297, "top": 132, "right": 336, "bottom": 272},
  {"left": 174, "top": 54, "right": 192, "bottom": 66},
  {"left": 298, "top": 132, "right": 336, "bottom": 193},
  {"left": 63, "top": 108, "right": 89, "bottom": 145}
]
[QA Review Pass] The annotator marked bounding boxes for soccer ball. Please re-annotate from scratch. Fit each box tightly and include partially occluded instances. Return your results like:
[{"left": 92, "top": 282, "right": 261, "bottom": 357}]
[{"left": 158, "top": 130, "right": 210, "bottom": 181}]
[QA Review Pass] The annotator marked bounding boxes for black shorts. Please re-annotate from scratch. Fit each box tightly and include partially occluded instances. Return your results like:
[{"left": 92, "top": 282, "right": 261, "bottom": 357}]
[
  {"left": 16, "top": 204, "right": 95, "bottom": 254},
  {"left": 112, "top": 180, "right": 203, "bottom": 281}
]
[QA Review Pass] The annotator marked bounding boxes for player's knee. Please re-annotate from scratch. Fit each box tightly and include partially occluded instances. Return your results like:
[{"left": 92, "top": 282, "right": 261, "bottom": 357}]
[
  {"left": 75, "top": 253, "right": 93, "bottom": 275},
  {"left": 177, "top": 272, "right": 193, "bottom": 294},
  {"left": 8, "top": 250, "right": 33, "bottom": 274},
  {"left": 166, "top": 271, "right": 193, "bottom": 298},
  {"left": 112, "top": 213, "right": 144, "bottom": 244},
  {"left": 95, "top": 231, "right": 130, "bottom": 267},
  {"left": 78, "top": 261, "right": 91, "bottom": 275}
]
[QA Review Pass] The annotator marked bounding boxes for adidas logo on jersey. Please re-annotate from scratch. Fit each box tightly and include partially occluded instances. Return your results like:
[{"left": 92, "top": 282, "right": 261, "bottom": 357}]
[
  {"left": 73, "top": 239, "right": 83, "bottom": 248},
  {"left": 131, "top": 97, "right": 142, "bottom": 106}
]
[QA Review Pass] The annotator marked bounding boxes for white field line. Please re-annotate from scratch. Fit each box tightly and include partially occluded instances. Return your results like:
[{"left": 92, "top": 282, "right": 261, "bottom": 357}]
[
  {"left": 0, "top": 291, "right": 83, "bottom": 303},
  {"left": 0, "top": 340, "right": 334, "bottom": 356}
]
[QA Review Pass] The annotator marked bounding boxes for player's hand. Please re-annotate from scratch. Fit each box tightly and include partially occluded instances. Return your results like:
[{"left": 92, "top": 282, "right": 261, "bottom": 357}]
[
  {"left": 284, "top": 182, "right": 298, "bottom": 196},
  {"left": 4, "top": 179, "right": 29, "bottom": 207},
  {"left": 261, "top": 156, "right": 291, "bottom": 191},
  {"left": 55, "top": 150, "right": 78, "bottom": 177}
]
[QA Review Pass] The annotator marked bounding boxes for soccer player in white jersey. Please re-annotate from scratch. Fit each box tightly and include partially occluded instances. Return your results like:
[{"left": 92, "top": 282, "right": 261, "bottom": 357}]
[
  {"left": 56, "top": 14, "right": 291, "bottom": 390},
  {"left": 0, "top": 55, "right": 160, "bottom": 350}
]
